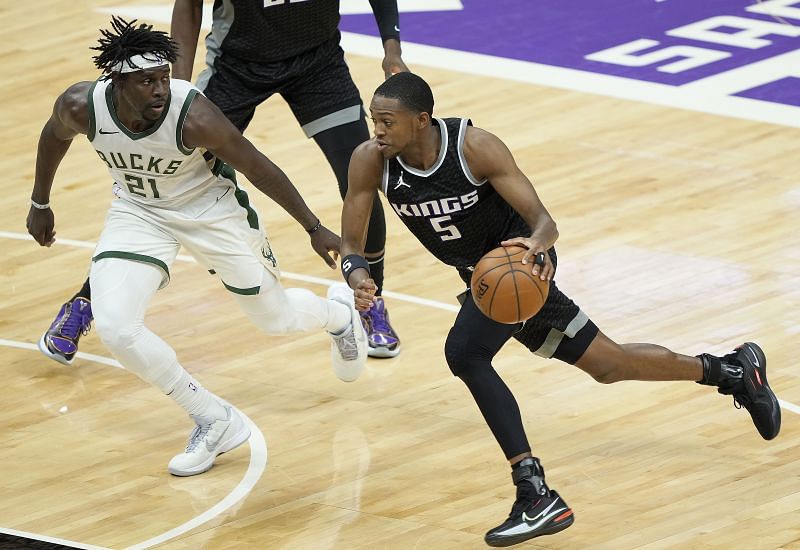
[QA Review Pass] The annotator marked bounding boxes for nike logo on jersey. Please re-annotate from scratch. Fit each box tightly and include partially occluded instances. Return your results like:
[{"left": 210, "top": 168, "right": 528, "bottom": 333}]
[
  {"left": 98, "top": 129, "right": 119, "bottom": 135},
  {"left": 390, "top": 189, "right": 479, "bottom": 218},
  {"left": 393, "top": 171, "right": 410, "bottom": 190},
  {"left": 394, "top": 25, "right": 400, "bottom": 32}
]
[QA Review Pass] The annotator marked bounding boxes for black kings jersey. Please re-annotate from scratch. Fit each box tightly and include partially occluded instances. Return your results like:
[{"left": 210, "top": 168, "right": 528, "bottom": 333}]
[
  {"left": 381, "top": 118, "right": 530, "bottom": 270},
  {"left": 209, "top": 0, "right": 341, "bottom": 63}
]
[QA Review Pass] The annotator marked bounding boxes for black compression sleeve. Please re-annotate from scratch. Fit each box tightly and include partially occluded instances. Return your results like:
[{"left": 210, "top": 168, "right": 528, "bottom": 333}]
[{"left": 369, "top": 0, "right": 401, "bottom": 42}]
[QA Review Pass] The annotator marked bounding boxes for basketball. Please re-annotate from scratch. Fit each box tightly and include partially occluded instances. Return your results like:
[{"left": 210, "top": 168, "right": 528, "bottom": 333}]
[{"left": 470, "top": 245, "right": 549, "bottom": 324}]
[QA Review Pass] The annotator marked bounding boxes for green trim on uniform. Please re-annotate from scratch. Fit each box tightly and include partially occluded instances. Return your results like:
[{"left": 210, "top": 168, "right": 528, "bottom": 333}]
[
  {"left": 211, "top": 157, "right": 224, "bottom": 176},
  {"left": 92, "top": 251, "right": 170, "bottom": 280},
  {"left": 222, "top": 281, "right": 260, "bottom": 295},
  {"left": 87, "top": 80, "right": 99, "bottom": 142},
  {"left": 218, "top": 163, "right": 259, "bottom": 230},
  {"left": 105, "top": 84, "right": 171, "bottom": 140},
  {"left": 176, "top": 89, "right": 199, "bottom": 155}
]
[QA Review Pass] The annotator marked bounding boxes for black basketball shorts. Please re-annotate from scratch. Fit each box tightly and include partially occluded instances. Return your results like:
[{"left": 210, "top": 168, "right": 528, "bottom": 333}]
[
  {"left": 197, "top": 33, "right": 364, "bottom": 136},
  {"left": 456, "top": 247, "right": 598, "bottom": 365}
]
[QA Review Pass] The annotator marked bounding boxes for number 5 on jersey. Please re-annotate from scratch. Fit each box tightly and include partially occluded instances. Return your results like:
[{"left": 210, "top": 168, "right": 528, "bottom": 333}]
[{"left": 430, "top": 215, "right": 462, "bottom": 241}]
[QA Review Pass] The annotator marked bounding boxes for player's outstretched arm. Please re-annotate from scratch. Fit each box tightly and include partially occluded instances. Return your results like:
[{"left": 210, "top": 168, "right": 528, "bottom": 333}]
[
  {"left": 182, "top": 93, "right": 340, "bottom": 268},
  {"left": 170, "top": 0, "right": 204, "bottom": 81},
  {"left": 368, "top": 0, "right": 409, "bottom": 78},
  {"left": 27, "top": 82, "right": 92, "bottom": 247},
  {"left": 463, "top": 126, "right": 558, "bottom": 281},
  {"left": 341, "top": 140, "right": 383, "bottom": 310}
]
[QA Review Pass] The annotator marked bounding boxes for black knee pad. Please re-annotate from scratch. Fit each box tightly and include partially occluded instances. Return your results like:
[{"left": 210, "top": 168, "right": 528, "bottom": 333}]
[{"left": 445, "top": 326, "right": 492, "bottom": 378}]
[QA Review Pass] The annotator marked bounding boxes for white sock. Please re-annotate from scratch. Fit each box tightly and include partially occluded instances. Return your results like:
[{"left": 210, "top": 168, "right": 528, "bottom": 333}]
[
  {"left": 167, "top": 369, "right": 227, "bottom": 421},
  {"left": 326, "top": 299, "right": 351, "bottom": 335}
]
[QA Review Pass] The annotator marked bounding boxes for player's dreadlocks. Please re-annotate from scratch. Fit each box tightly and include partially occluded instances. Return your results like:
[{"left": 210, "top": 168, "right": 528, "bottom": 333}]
[{"left": 91, "top": 16, "right": 178, "bottom": 79}]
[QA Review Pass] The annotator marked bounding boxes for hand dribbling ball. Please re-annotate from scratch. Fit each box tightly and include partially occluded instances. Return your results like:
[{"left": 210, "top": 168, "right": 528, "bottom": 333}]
[{"left": 470, "top": 245, "right": 549, "bottom": 324}]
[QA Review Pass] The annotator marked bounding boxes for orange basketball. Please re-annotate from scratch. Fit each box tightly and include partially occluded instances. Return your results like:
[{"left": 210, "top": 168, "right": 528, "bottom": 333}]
[{"left": 470, "top": 245, "right": 549, "bottom": 324}]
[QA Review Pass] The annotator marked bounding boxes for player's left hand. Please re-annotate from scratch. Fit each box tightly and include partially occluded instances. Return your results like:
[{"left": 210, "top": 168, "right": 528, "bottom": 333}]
[
  {"left": 500, "top": 237, "right": 554, "bottom": 281},
  {"left": 381, "top": 40, "right": 409, "bottom": 79},
  {"left": 353, "top": 278, "right": 378, "bottom": 311},
  {"left": 309, "top": 224, "right": 341, "bottom": 269},
  {"left": 26, "top": 205, "right": 57, "bottom": 247}
]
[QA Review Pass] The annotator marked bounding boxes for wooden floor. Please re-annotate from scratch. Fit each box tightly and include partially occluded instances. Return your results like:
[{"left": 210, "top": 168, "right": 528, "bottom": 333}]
[{"left": 1, "top": 2, "right": 799, "bottom": 549}]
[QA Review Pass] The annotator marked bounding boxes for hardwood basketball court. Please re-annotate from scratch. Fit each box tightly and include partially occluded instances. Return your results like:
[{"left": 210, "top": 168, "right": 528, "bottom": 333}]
[{"left": 1, "top": 2, "right": 798, "bottom": 548}]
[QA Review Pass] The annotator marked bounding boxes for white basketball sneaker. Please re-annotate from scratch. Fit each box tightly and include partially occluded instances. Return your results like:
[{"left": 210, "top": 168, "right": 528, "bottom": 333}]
[
  {"left": 327, "top": 283, "right": 367, "bottom": 382},
  {"left": 168, "top": 405, "right": 251, "bottom": 477}
]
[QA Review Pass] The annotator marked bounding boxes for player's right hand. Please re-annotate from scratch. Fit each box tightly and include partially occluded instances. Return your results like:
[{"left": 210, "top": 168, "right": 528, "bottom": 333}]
[
  {"left": 26, "top": 206, "right": 56, "bottom": 247},
  {"left": 353, "top": 278, "right": 377, "bottom": 312},
  {"left": 309, "top": 224, "right": 341, "bottom": 269}
]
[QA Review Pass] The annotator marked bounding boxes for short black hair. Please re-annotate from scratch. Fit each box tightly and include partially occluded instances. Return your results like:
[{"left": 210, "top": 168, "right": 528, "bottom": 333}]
[
  {"left": 92, "top": 16, "right": 178, "bottom": 79},
  {"left": 374, "top": 72, "right": 434, "bottom": 116}
]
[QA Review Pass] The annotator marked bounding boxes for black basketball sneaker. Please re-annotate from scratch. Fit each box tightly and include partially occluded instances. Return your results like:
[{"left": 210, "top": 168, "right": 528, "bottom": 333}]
[
  {"left": 485, "top": 457, "right": 574, "bottom": 547},
  {"left": 699, "top": 342, "right": 780, "bottom": 440}
]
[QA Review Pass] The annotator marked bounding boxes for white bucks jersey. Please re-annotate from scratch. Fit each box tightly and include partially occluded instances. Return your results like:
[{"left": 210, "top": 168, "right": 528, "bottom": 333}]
[{"left": 88, "top": 78, "right": 219, "bottom": 208}]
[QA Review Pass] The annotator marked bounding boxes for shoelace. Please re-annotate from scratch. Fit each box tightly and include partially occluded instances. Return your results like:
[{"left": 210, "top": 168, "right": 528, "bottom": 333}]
[
  {"left": 332, "top": 326, "right": 359, "bottom": 361},
  {"left": 185, "top": 423, "right": 212, "bottom": 452},
  {"left": 59, "top": 303, "right": 93, "bottom": 339},
  {"left": 733, "top": 393, "right": 753, "bottom": 410},
  {"left": 367, "top": 305, "right": 392, "bottom": 334}
]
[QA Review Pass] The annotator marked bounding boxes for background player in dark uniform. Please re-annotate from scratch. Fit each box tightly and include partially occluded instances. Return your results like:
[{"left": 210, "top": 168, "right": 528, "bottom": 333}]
[
  {"left": 339, "top": 72, "right": 781, "bottom": 547},
  {"left": 38, "top": 0, "right": 406, "bottom": 365}
]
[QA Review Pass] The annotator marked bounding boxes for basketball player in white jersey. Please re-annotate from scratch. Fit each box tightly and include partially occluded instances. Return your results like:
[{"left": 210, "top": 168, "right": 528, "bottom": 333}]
[{"left": 25, "top": 17, "right": 367, "bottom": 477}]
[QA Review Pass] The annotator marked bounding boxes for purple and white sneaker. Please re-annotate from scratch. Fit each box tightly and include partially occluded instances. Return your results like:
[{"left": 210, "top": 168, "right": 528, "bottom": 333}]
[
  {"left": 360, "top": 297, "right": 401, "bottom": 358},
  {"left": 38, "top": 297, "right": 93, "bottom": 366}
]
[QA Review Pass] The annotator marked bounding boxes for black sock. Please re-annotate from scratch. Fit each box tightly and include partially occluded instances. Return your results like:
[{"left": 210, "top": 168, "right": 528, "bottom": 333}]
[
  {"left": 71, "top": 277, "right": 91, "bottom": 301},
  {"left": 369, "top": 255, "right": 385, "bottom": 296}
]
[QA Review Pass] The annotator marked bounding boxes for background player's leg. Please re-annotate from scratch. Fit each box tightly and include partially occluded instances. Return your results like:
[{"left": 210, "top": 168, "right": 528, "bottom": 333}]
[
  {"left": 313, "top": 120, "right": 399, "bottom": 358},
  {"left": 90, "top": 258, "right": 250, "bottom": 476},
  {"left": 312, "top": 118, "right": 387, "bottom": 290},
  {"left": 282, "top": 37, "right": 400, "bottom": 358}
]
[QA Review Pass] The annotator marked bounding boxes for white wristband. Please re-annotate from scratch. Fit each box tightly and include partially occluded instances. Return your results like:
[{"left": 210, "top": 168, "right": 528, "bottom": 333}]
[{"left": 31, "top": 200, "right": 50, "bottom": 210}]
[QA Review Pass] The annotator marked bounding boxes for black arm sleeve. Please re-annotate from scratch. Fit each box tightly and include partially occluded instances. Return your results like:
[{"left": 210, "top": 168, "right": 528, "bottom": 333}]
[{"left": 368, "top": 0, "right": 401, "bottom": 42}]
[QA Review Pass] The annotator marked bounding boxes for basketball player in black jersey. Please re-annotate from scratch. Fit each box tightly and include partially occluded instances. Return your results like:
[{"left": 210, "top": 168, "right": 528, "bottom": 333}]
[
  {"left": 38, "top": 0, "right": 406, "bottom": 365},
  {"left": 339, "top": 73, "right": 781, "bottom": 547}
]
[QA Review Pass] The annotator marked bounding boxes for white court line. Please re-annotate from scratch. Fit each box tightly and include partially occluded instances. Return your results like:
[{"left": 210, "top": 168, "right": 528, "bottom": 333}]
[
  {"left": 4, "top": 230, "right": 798, "bottom": 548},
  {"left": 0, "top": 231, "right": 459, "bottom": 313},
  {"left": 126, "top": 412, "right": 268, "bottom": 550},
  {"left": 97, "top": 5, "right": 800, "bottom": 128},
  {"left": 0, "top": 337, "right": 268, "bottom": 550},
  {"left": 0, "top": 339, "right": 123, "bottom": 369},
  {"left": 339, "top": 32, "right": 800, "bottom": 129}
]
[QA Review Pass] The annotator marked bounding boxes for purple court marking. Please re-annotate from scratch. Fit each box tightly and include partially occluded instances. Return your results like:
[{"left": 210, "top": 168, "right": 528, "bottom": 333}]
[
  {"left": 341, "top": 0, "right": 800, "bottom": 106},
  {"left": 734, "top": 76, "right": 800, "bottom": 105}
]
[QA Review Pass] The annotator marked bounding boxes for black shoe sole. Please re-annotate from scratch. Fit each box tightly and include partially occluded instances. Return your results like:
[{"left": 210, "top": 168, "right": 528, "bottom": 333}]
[
  {"left": 739, "top": 342, "right": 781, "bottom": 440},
  {"left": 485, "top": 512, "right": 574, "bottom": 547}
]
